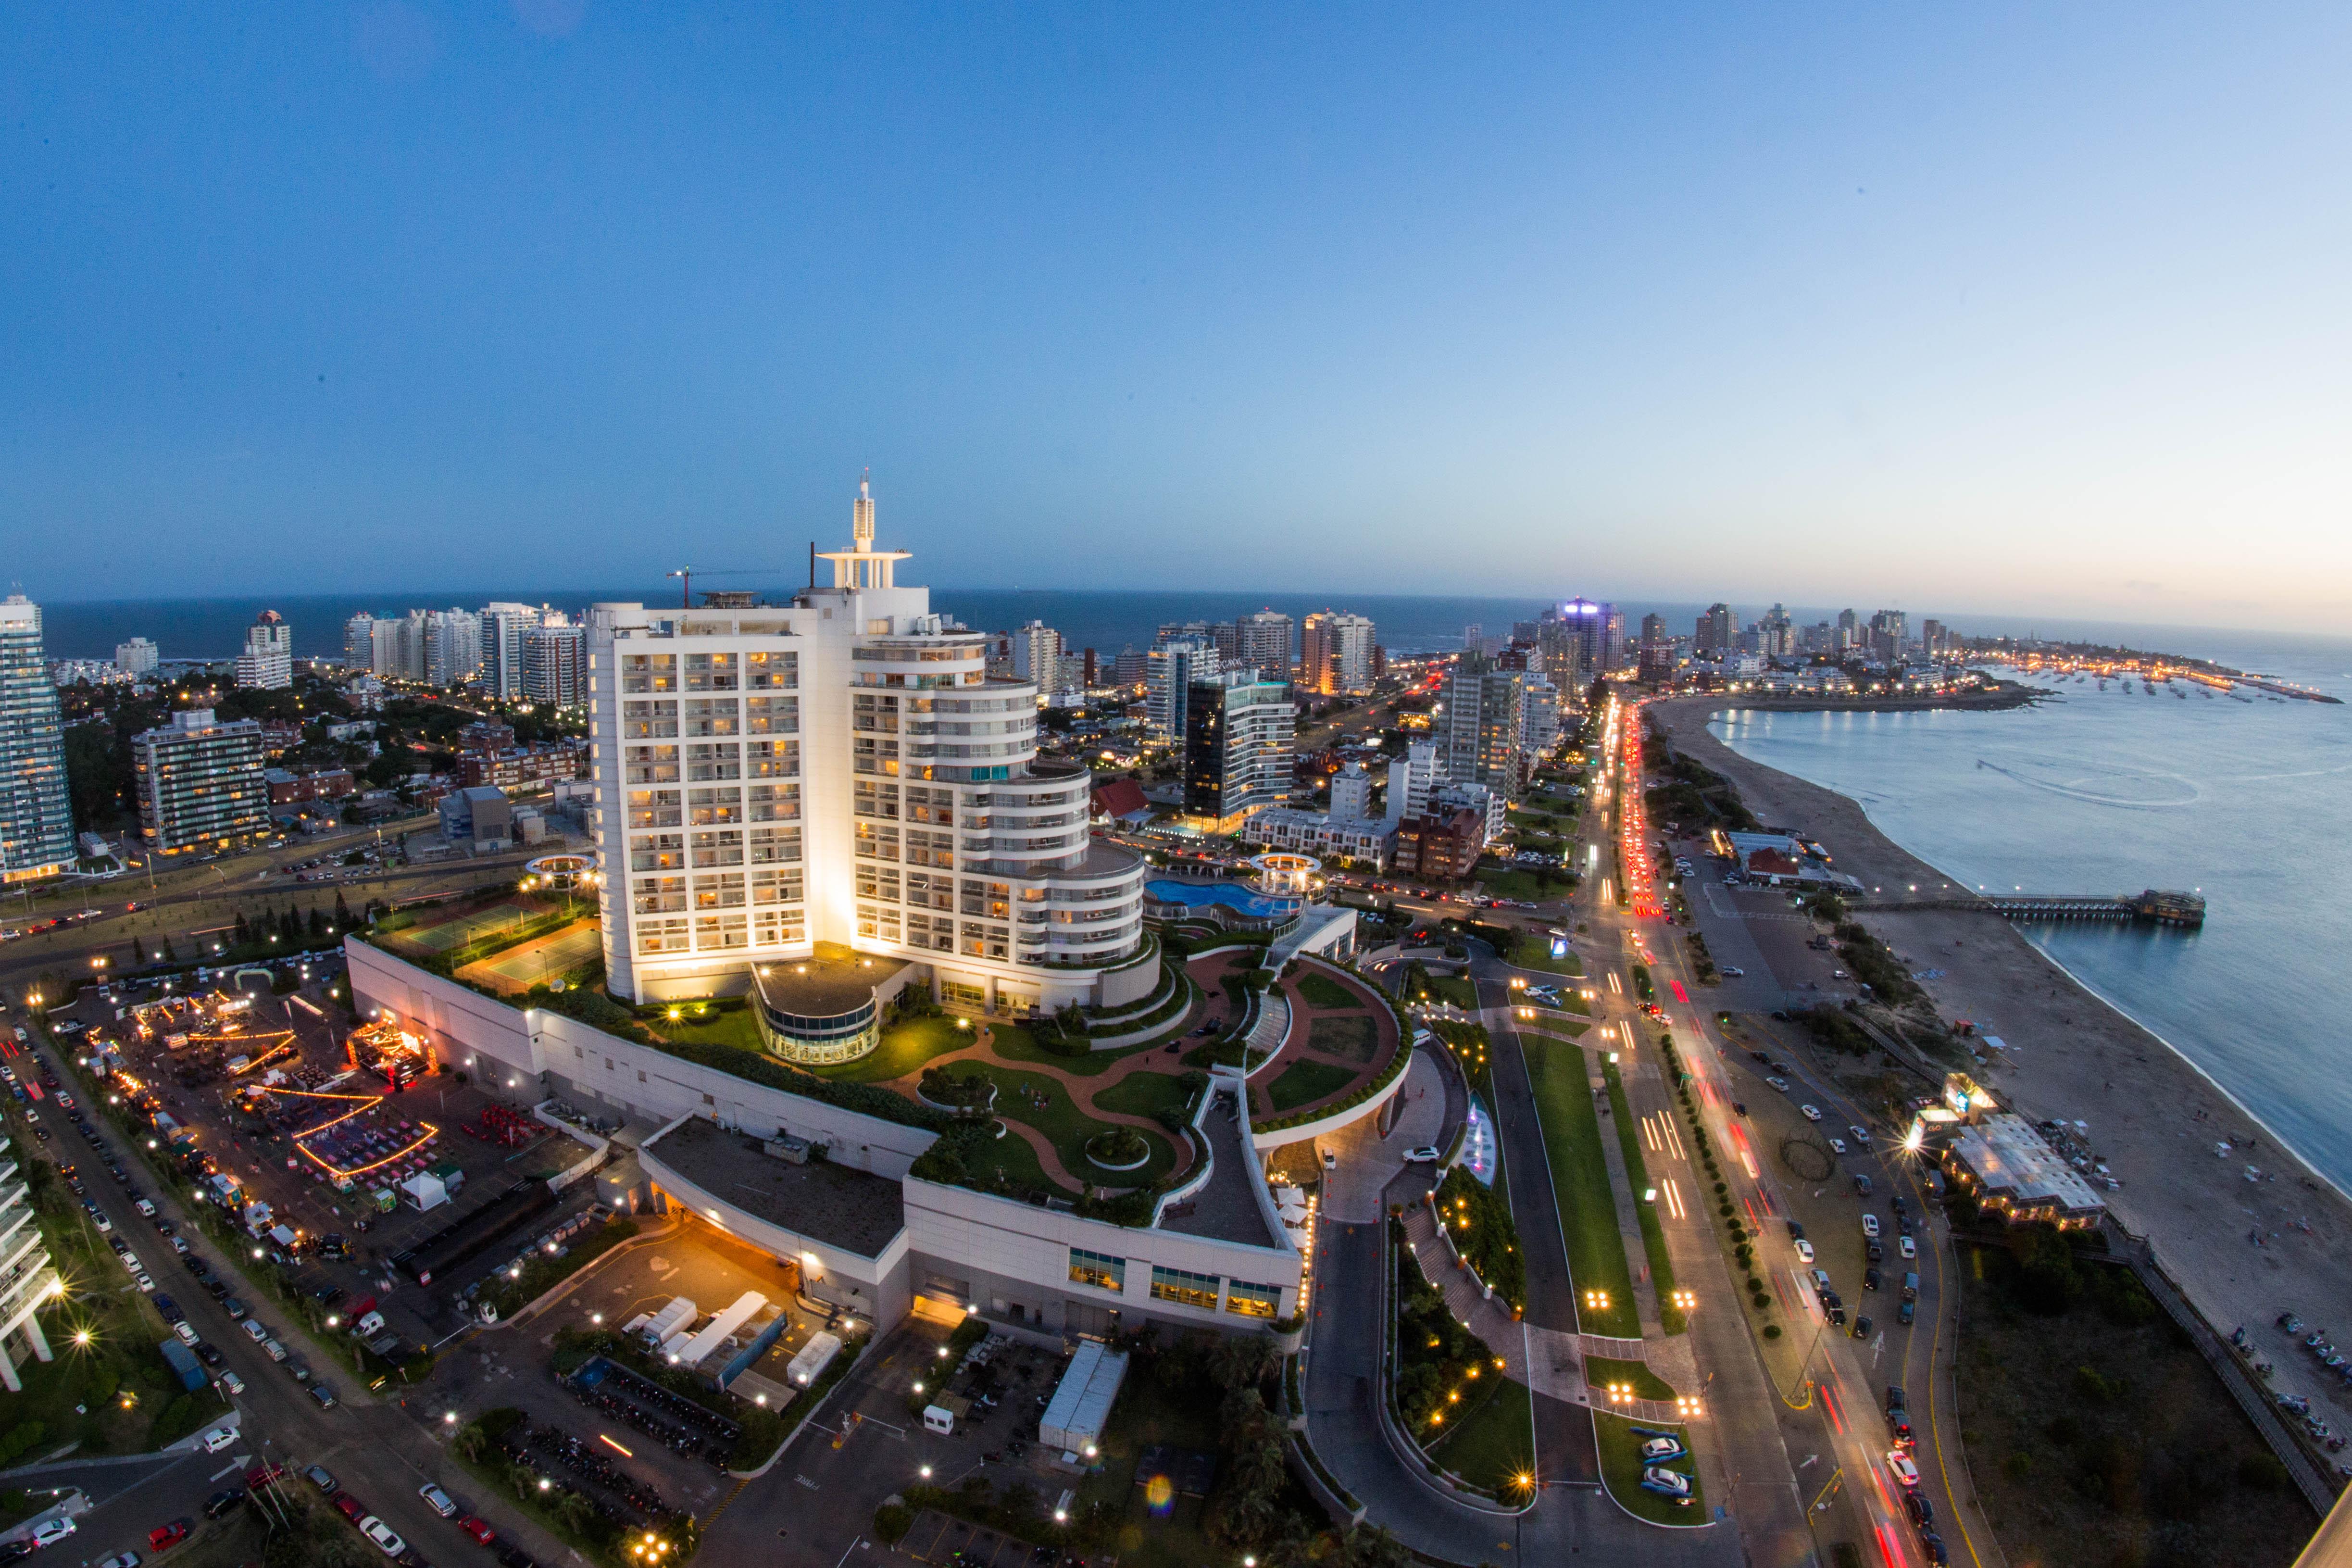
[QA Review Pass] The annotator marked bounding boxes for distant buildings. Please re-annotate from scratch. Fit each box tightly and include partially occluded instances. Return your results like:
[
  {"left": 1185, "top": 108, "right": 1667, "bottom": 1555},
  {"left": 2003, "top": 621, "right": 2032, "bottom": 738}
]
[
  {"left": 1239, "top": 806, "right": 1393, "bottom": 870},
  {"left": 233, "top": 610, "right": 293, "bottom": 690},
  {"left": 134, "top": 708, "right": 268, "bottom": 855},
  {"left": 482, "top": 603, "right": 540, "bottom": 699},
  {"left": 523, "top": 616, "right": 586, "bottom": 706},
  {"left": 114, "top": 636, "right": 160, "bottom": 676},
  {"left": 1230, "top": 611, "right": 1294, "bottom": 682},
  {"left": 1443, "top": 659, "right": 1526, "bottom": 806},
  {"left": 1696, "top": 602, "right": 1738, "bottom": 658},
  {"left": 1146, "top": 637, "right": 1219, "bottom": 742},
  {"left": 1183, "top": 670, "right": 1294, "bottom": 832},
  {"left": 1299, "top": 612, "right": 1376, "bottom": 695},
  {"left": 0, "top": 596, "right": 76, "bottom": 883}
]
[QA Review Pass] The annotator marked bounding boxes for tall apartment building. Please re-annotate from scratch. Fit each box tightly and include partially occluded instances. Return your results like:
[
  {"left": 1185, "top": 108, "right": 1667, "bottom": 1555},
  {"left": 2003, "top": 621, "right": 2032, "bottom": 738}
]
[
  {"left": 1385, "top": 740, "right": 1442, "bottom": 823},
  {"left": 1522, "top": 677, "right": 1562, "bottom": 755},
  {"left": 343, "top": 613, "right": 376, "bottom": 669},
  {"left": 1552, "top": 599, "right": 1622, "bottom": 679},
  {"left": 1443, "top": 661, "right": 1526, "bottom": 804},
  {"left": 115, "top": 636, "right": 161, "bottom": 676},
  {"left": 425, "top": 609, "right": 484, "bottom": 688},
  {"left": 1298, "top": 611, "right": 1376, "bottom": 695},
  {"left": 1145, "top": 638, "right": 1219, "bottom": 742},
  {"left": 1869, "top": 610, "right": 1909, "bottom": 665},
  {"left": 370, "top": 612, "right": 426, "bottom": 681},
  {"left": 1182, "top": 671, "right": 1293, "bottom": 832},
  {"left": 1696, "top": 602, "right": 1739, "bottom": 658},
  {"left": 589, "top": 480, "right": 1154, "bottom": 1018},
  {"left": 1011, "top": 622, "right": 1062, "bottom": 686},
  {"left": 0, "top": 1135, "right": 60, "bottom": 1392},
  {"left": 134, "top": 708, "right": 268, "bottom": 855},
  {"left": 0, "top": 597, "right": 75, "bottom": 884},
  {"left": 233, "top": 610, "right": 293, "bottom": 690},
  {"left": 1836, "top": 608, "right": 1861, "bottom": 651},
  {"left": 1230, "top": 611, "right": 1293, "bottom": 681},
  {"left": 1110, "top": 647, "right": 1149, "bottom": 689},
  {"left": 1638, "top": 613, "right": 1667, "bottom": 650},
  {"left": 482, "top": 603, "right": 540, "bottom": 699},
  {"left": 1328, "top": 761, "right": 1374, "bottom": 820},
  {"left": 524, "top": 617, "right": 586, "bottom": 707}
]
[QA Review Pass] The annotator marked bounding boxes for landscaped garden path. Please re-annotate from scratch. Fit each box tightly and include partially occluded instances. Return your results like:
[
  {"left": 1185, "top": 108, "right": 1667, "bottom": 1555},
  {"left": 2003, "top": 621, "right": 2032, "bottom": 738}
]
[{"left": 1244, "top": 956, "right": 1403, "bottom": 1128}]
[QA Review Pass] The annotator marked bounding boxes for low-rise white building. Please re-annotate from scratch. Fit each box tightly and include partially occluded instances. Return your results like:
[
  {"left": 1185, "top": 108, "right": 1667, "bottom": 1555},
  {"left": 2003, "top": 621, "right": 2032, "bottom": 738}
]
[{"left": 1237, "top": 807, "right": 1396, "bottom": 870}]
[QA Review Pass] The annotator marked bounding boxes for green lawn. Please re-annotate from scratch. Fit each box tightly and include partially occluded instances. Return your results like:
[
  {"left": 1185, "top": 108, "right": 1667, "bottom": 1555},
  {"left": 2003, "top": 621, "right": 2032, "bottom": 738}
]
[
  {"left": 1266, "top": 1058, "right": 1359, "bottom": 1113},
  {"left": 646, "top": 1004, "right": 765, "bottom": 1054},
  {"left": 1295, "top": 971, "right": 1361, "bottom": 1010},
  {"left": 968, "top": 1064, "right": 1179, "bottom": 1185},
  {"left": 1473, "top": 869, "right": 1562, "bottom": 901},
  {"left": 1426, "top": 1376, "right": 1535, "bottom": 1494},
  {"left": 1518, "top": 1039, "right": 1639, "bottom": 1337},
  {"left": 1089, "top": 1069, "right": 1197, "bottom": 1121},
  {"left": 1502, "top": 937, "right": 1585, "bottom": 978},
  {"left": 1412, "top": 974, "right": 1478, "bottom": 1010},
  {"left": 985, "top": 1021, "right": 1171, "bottom": 1078},
  {"left": 951, "top": 1118, "right": 1057, "bottom": 1191},
  {"left": 797, "top": 1015, "right": 977, "bottom": 1081},
  {"left": 1584, "top": 1355, "right": 1680, "bottom": 1402},
  {"left": 1601, "top": 1060, "right": 1683, "bottom": 1334},
  {"left": 1592, "top": 1411, "right": 1703, "bottom": 1525},
  {"left": 1304, "top": 1012, "right": 1378, "bottom": 1063}
]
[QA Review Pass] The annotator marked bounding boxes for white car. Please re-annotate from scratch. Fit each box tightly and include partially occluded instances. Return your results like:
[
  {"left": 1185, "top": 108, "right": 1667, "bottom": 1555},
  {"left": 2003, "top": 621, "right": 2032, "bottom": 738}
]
[
  {"left": 1720, "top": 966, "right": 1745, "bottom": 978},
  {"left": 359, "top": 1518, "right": 405, "bottom": 1557},
  {"left": 242, "top": 1320, "right": 269, "bottom": 1343},
  {"left": 1404, "top": 1146, "right": 1442, "bottom": 1163},
  {"left": 174, "top": 1321, "right": 200, "bottom": 1346},
  {"left": 32, "top": 1518, "right": 76, "bottom": 1548},
  {"left": 417, "top": 1484, "right": 456, "bottom": 1518},
  {"left": 1860, "top": 1214, "right": 1880, "bottom": 1239},
  {"left": 200, "top": 1423, "right": 238, "bottom": 1453},
  {"left": 1827, "top": 1138, "right": 1848, "bottom": 1155},
  {"left": 97, "top": 1554, "right": 140, "bottom": 1568},
  {"left": 135, "top": 1273, "right": 154, "bottom": 1293},
  {"left": 1793, "top": 1238, "right": 1815, "bottom": 1264},
  {"left": 1886, "top": 1450, "right": 1921, "bottom": 1489},
  {"left": 1800, "top": 1104, "right": 1823, "bottom": 1122},
  {"left": 217, "top": 1372, "right": 245, "bottom": 1395},
  {"left": 1849, "top": 1125, "right": 1873, "bottom": 1146},
  {"left": 119, "top": 1252, "right": 141, "bottom": 1273},
  {"left": 1899, "top": 1235, "right": 1917, "bottom": 1259}
]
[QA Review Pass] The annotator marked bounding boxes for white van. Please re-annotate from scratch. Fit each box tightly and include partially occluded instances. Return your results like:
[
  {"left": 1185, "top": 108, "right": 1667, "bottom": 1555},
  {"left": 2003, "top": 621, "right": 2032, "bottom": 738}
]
[{"left": 923, "top": 1405, "right": 956, "bottom": 1436}]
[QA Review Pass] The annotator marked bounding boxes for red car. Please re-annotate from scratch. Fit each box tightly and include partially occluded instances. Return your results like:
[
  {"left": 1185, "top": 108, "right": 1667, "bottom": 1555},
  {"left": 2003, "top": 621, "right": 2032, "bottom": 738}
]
[
  {"left": 458, "top": 1517, "right": 497, "bottom": 1546},
  {"left": 332, "top": 1494, "right": 367, "bottom": 1525},
  {"left": 246, "top": 1463, "right": 287, "bottom": 1489},
  {"left": 148, "top": 1521, "right": 192, "bottom": 1553}
]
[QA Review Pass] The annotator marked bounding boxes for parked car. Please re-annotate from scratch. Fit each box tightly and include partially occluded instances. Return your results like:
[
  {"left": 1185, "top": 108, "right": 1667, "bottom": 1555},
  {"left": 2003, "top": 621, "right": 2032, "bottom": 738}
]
[
  {"left": 458, "top": 1518, "right": 496, "bottom": 1547},
  {"left": 146, "top": 1522, "right": 191, "bottom": 1554},
  {"left": 96, "top": 1554, "right": 141, "bottom": 1568},
  {"left": 360, "top": 1519, "right": 406, "bottom": 1558},
  {"left": 217, "top": 1372, "right": 244, "bottom": 1395},
  {"left": 332, "top": 1495, "right": 367, "bottom": 1525},
  {"left": 199, "top": 1424, "right": 237, "bottom": 1453},
  {"left": 1403, "top": 1146, "right": 1441, "bottom": 1163},
  {"left": 418, "top": 1486, "right": 457, "bottom": 1519},
  {"left": 31, "top": 1520, "right": 76, "bottom": 1550},
  {"left": 203, "top": 1489, "right": 246, "bottom": 1520},
  {"left": 1899, "top": 1235, "right": 1917, "bottom": 1259},
  {"left": 1793, "top": 1239, "right": 1815, "bottom": 1264},
  {"left": 309, "top": 1383, "right": 338, "bottom": 1409},
  {"left": 1852, "top": 1315, "right": 1874, "bottom": 1339},
  {"left": 1886, "top": 1451, "right": 1920, "bottom": 1489},
  {"left": 305, "top": 1467, "right": 337, "bottom": 1493}
]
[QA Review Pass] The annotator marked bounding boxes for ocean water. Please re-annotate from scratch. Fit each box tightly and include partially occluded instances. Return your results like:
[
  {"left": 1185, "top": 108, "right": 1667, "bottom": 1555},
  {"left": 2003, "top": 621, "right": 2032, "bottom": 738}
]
[{"left": 1711, "top": 632, "right": 2352, "bottom": 1195}]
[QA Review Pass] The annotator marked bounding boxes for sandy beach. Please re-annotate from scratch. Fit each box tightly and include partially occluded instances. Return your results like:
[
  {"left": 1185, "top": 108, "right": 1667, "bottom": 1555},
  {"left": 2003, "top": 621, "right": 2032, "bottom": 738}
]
[{"left": 1649, "top": 695, "right": 2352, "bottom": 1433}]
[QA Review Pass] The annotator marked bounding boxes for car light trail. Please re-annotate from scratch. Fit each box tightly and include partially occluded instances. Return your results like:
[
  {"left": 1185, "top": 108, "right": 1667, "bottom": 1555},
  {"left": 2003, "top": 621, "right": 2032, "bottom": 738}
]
[
  {"left": 1606, "top": 972, "right": 1622, "bottom": 995},
  {"left": 1661, "top": 1119, "right": 1685, "bottom": 1161},
  {"left": 1641, "top": 1116, "right": 1663, "bottom": 1154},
  {"left": 600, "top": 1435, "right": 634, "bottom": 1457},
  {"left": 1669, "top": 979, "right": 1688, "bottom": 1004},
  {"left": 1661, "top": 1177, "right": 1685, "bottom": 1219}
]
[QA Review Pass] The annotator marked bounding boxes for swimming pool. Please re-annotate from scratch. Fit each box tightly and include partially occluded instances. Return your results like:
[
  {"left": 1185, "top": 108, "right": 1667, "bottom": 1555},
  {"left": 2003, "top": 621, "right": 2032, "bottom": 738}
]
[{"left": 1143, "top": 880, "right": 1301, "bottom": 920}]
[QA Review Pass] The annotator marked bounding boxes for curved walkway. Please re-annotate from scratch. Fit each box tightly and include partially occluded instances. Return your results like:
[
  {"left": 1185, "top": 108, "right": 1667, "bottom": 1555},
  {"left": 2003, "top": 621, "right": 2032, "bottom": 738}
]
[
  {"left": 877, "top": 1024, "right": 1203, "bottom": 1192},
  {"left": 1245, "top": 957, "right": 1404, "bottom": 1125}
]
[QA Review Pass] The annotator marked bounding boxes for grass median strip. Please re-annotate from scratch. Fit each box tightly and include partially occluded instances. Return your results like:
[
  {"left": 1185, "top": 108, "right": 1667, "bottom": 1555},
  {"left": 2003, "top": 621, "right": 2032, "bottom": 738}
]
[
  {"left": 1593, "top": 1410, "right": 1704, "bottom": 1525},
  {"left": 1518, "top": 1035, "right": 1639, "bottom": 1338},
  {"left": 1601, "top": 1059, "right": 1684, "bottom": 1334}
]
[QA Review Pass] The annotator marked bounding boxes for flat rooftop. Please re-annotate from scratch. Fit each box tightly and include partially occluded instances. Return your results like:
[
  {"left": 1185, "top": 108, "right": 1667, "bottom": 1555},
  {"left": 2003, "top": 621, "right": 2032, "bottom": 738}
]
[
  {"left": 643, "top": 1116, "right": 907, "bottom": 1257},
  {"left": 1157, "top": 1086, "right": 1281, "bottom": 1250},
  {"left": 1949, "top": 1112, "right": 2105, "bottom": 1215},
  {"left": 751, "top": 944, "right": 911, "bottom": 1018}
]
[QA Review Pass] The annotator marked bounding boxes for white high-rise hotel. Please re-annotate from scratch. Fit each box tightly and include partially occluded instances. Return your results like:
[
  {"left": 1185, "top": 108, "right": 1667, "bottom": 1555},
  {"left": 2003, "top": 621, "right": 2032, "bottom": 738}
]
[{"left": 588, "top": 481, "right": 1156, "bottom": 1016}]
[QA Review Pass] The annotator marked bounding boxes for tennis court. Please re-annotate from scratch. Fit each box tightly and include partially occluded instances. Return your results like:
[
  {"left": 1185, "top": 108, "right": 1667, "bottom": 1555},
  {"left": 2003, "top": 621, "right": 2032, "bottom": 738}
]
[
  {"left": 381, "top": 897, "right": 538, "bottom": 955},
  {"left": 455, "top": 918, "right": 605, "bottom": 993}
]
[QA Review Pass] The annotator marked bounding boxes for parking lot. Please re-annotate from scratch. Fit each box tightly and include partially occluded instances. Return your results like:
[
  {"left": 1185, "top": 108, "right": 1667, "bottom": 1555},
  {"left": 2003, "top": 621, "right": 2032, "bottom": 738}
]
[{"left": 47, "top": 966, "right": 602, "bottom": 1345}]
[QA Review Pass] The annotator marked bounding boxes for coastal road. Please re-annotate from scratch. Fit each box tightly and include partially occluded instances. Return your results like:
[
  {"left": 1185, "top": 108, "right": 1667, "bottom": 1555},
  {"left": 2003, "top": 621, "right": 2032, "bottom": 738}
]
[{"left": 1612, "top": 696, "right": 2004, "bottom": 1568}]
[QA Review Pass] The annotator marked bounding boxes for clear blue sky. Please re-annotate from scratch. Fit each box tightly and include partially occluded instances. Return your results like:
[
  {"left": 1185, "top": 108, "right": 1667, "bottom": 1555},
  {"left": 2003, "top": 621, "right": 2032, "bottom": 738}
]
[{"left": 7, "top": 4, "right": 2348, "bottom": 631}]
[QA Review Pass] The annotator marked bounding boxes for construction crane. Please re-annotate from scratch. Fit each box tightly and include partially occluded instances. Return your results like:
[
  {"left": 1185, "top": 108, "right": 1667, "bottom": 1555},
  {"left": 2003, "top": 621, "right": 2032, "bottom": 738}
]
[{"left": 664, "top": 566, "right": 783, "bottom": 608}]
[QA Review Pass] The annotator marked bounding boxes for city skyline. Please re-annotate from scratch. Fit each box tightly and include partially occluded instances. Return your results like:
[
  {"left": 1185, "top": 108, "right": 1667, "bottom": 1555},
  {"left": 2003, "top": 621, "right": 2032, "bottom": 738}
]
[{"left": 8, "top": 8, "right": 2352, "bottom": 629}]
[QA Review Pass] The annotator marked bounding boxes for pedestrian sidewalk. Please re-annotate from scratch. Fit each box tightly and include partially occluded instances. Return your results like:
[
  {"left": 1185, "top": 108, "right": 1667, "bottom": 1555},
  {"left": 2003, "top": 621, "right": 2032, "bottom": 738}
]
[{"left": 1400, "top": 1201, "right": 1526, "bottom": 1384}]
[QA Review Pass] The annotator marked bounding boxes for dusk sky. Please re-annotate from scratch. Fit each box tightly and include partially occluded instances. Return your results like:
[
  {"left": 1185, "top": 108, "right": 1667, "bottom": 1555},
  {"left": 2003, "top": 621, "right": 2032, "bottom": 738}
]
[{"left": 6, "top": 4, "right": 2348, "bottom": 631}]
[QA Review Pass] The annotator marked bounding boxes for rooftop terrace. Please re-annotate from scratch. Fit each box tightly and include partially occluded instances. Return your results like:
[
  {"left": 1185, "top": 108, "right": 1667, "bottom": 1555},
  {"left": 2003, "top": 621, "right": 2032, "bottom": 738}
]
[{"left": 642, "top": 1115, "right": 908, "bottom": 1257}]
